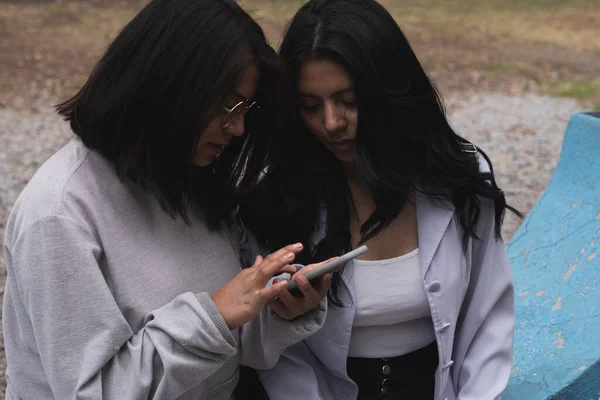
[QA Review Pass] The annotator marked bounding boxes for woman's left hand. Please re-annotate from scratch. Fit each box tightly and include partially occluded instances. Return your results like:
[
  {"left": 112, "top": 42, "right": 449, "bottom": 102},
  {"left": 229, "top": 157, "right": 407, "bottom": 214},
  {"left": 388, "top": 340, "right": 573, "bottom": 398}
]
[{"left": 267, "top": 258, "right": 337, "bottom": 320}]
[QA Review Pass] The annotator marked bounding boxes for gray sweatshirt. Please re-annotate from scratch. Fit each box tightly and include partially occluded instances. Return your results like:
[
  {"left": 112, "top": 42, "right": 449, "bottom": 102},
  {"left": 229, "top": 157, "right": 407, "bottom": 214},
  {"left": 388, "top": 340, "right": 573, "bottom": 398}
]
[{"left": 2, "top": 139, "right": 326, "bottom": 399}]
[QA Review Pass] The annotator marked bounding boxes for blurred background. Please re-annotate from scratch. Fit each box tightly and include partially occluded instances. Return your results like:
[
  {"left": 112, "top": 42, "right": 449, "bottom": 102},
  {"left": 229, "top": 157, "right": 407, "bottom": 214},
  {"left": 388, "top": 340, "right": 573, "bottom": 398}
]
[{"left": 0, "top": 0, "right": 598, "bottom": 397}]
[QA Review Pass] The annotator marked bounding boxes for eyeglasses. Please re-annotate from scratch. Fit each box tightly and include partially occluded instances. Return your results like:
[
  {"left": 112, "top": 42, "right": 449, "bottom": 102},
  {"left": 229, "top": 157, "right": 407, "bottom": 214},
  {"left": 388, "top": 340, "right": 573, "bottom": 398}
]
[{"left": 221, "top": 99, "right": 258, "bottom": 130}]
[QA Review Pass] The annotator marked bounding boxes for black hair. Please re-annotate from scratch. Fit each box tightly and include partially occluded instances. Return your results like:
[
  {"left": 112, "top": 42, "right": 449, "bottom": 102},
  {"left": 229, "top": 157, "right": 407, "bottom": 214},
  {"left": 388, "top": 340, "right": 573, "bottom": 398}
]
[
  {"left": 239, "top": 0, "right": 521, "bottom": 305},
  {"left": 57, "top": 0, "right": 287, "bottom": 228}
]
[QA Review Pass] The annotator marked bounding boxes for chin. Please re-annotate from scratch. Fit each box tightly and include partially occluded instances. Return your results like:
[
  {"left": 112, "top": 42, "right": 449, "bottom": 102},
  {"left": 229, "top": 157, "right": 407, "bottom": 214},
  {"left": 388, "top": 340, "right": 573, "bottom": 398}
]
[
  {"left": 193, "top": 156, "right": 214, "bottom": 167},
  {"left": 333, "top": 152, "right": 356, "bottom": 164}
]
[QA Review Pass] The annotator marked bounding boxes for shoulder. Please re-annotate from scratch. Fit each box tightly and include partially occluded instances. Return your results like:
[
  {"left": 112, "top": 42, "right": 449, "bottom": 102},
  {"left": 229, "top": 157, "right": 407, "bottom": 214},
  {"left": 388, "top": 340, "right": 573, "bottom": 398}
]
[
  {"left": 5, "top": 139, "right": 116, "bottom": 247},
  {"left": 476, "top": 151, "right": 491, "bottom": 174}
]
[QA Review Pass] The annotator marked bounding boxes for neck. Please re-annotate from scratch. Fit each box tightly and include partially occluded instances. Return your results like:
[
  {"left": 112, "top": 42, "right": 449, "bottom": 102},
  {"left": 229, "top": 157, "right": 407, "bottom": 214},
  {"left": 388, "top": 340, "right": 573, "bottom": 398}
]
[
  {"left": 342, "top": 162, "right": 360, "bottom": 184},
  {"left": 343, "top": 163, "right": 373, "bottom": 219}
]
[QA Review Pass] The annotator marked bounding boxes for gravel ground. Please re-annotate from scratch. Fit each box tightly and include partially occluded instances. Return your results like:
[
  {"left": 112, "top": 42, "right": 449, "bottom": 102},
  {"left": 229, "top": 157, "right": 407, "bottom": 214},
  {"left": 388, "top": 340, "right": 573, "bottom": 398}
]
[{"left": 0, "top": 92, "right": 583, "bottom": 398}]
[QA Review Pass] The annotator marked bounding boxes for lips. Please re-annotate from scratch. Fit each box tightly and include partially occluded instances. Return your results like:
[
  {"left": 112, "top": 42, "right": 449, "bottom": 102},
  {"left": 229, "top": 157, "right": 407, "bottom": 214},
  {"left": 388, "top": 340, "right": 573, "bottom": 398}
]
[{"left": 330, "top": 139, "right": 354, "bottom": 151}]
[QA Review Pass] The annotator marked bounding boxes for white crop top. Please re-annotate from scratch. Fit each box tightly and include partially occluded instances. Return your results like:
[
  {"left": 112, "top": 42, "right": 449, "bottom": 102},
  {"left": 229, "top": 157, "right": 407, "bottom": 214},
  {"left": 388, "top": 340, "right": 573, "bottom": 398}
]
[{"left": 347, "top": 248, "right": 436, "bottom": 358}]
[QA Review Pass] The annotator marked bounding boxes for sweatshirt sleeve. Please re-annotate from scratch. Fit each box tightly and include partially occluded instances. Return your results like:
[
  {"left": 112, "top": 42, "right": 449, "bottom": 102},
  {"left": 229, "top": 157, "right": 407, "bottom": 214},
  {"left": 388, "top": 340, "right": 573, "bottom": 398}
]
[
  {"left": 239, "top": 293, "right": 327, "bottom": 370},
  {"left": 8, "top": 214, "right": 238, "bottom": 399}
]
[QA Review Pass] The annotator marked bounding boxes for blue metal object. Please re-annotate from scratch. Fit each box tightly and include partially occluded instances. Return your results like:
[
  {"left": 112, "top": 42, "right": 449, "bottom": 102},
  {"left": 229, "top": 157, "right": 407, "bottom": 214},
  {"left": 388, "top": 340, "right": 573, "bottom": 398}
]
[{"left": 504, "top": 112, "right": 600, "bottom": 399}]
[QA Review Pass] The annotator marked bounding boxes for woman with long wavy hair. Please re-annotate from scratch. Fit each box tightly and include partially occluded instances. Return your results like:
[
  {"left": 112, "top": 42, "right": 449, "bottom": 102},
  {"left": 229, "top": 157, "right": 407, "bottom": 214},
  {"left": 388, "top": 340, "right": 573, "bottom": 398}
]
[{"left": 240, "top": 0, "right": 520, "bottom": 398}]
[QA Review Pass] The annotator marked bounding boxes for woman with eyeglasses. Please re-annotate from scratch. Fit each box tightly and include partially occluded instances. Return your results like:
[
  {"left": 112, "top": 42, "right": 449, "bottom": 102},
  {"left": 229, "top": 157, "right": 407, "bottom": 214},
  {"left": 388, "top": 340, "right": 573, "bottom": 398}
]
[
  {"left": 239, "top": 0, "right": 521, "bottom": 398},
  {"left": 2, "top": 1, "right": 332, "bottom": 399}
]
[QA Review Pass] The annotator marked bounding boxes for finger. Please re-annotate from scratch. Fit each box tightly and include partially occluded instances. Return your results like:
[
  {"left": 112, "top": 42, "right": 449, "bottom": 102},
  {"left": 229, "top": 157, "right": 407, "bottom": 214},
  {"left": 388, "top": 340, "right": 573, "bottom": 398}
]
[
  {"left": 263, "top": 243, "right": 304, "bottom": 265},
  {"left": 293, "top": 274, "right": 321, "bottom": 306},
  {"left": 278, "top": 285, "right": 300, "bottom": 301},
  {"left": 280, "top": 265, "right": 297, "bottom": 274},
  {"left": 258, "top": 244, "right": 305, "bottom": 277},
  {"left": 277, "top": 287, "right": 305, "bottom": 313},
  {"left": 317, "top": 272, "right": 334, "bottom": 296},
  {"left": 258, "top": 279, "right": 288, "bottom": 301},
  {"left": 254, "top": 253, "right": 295, "bottom": 282},
  {"left": 267, "top": 298, "right": 293, "bottom": 320},
  {"left": 294, "top": 257, "right": 338, "bottom": 277},
  {"left": 251, "top": 255, "right": 264, "bottom": 267}
]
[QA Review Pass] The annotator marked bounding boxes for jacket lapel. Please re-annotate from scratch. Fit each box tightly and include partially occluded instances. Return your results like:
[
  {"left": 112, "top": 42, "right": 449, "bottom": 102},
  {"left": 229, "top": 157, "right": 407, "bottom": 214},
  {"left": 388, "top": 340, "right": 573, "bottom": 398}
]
[{"left": 416, "top": 192, "right": 455, "bottom": 280}]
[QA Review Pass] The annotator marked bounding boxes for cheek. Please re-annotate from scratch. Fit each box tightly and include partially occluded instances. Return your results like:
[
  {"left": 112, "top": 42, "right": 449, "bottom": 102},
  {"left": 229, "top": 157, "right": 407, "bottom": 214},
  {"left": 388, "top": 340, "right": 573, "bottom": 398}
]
[
  {"left": 201, "top": 118, "right": 222, "bottom": 142},
  {"left": 194, "top": 119, "right": 220, "bottom": 156},
  {"left": 300, "top": 113, "right": 325, "bottom": 140},
  {"left": 346, "top": 110, "right": 359, "bottom": 133}
]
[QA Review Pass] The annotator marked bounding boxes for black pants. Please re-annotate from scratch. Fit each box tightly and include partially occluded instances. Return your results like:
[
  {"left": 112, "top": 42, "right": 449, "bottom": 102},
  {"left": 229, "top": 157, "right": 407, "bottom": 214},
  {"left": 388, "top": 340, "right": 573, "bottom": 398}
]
[
  {"left": 233, "top": 366, "right": 270, "bottom": 400},
  {"left": 234, "top": 342, "right": 438, "bottom": 400},
  {"left": 346, "top": 341, "right": 438, "bottom": 400}
]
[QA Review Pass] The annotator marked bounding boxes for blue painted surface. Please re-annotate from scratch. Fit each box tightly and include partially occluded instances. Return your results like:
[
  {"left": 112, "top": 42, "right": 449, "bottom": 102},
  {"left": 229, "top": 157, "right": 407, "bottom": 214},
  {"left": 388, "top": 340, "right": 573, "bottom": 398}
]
[{"left": 503, "top": 112, "right": 600, "bottom": 399}]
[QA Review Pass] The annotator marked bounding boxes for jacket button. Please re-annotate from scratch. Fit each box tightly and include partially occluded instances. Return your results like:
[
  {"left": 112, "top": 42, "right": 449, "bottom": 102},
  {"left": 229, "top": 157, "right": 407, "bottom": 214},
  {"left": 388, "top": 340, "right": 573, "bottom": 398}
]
[
  {"left": 443, "top": 360, "right": 454, "bottom": 369},
  {"left": 380, "top": 379, "right": 389, "bottom": 395},
  {"left": 427, "top": 281, "right": 441, "bottom": 292},
  {"left": 438, "top": 322, "right": 451, "bottom": 333},
  {"left": 382, "top": 364, "right": 391, "bottom": 375}
]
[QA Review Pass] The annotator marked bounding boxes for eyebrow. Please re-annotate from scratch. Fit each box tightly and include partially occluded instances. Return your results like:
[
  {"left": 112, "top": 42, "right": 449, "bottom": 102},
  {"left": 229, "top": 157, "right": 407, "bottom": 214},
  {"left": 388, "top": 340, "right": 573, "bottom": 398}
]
[{"left": 297, "top": 87, "right": 354, "bottom": 98}]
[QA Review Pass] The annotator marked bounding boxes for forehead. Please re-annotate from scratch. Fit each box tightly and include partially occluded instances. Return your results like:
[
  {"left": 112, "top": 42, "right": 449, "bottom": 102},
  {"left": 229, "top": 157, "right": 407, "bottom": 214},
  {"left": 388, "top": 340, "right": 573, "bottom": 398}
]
[
  {"left": 297, "top": 59, "right": 352, "bottom": 96},
  {"left": 233, "top": 63, "right": 260, "bottom": 100}
]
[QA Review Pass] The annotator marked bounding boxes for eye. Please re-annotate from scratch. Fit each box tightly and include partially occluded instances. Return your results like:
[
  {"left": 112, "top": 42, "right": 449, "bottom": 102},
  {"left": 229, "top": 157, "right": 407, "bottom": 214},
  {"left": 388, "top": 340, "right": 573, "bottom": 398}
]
[
  {"left": 298, "top": 102, "right": 321, "bottom": 112},
  {"left": 340, "top": 94, "right": 357, "bottom": 107}
]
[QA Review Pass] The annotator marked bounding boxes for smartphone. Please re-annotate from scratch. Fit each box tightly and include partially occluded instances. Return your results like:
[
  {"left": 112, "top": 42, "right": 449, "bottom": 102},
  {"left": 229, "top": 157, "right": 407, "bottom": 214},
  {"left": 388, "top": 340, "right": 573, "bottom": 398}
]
[{"left": 286, "top": 245, "right": 368, "bottom": 295}]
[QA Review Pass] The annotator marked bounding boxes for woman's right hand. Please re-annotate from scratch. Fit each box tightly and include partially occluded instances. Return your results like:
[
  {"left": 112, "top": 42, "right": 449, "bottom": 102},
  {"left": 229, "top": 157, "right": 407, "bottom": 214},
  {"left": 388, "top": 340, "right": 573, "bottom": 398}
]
[{"left": 211, "top": 243, "right": 304, "bottom": 329}]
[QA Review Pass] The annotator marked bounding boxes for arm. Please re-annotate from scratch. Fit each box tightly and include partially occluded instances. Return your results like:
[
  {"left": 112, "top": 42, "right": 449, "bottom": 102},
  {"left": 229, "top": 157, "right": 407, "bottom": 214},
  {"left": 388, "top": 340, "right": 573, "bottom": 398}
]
[
  {"left": 236, "top": 221, "right": 328, "bottom": 369},
  {"left": 11, "top": 215, "right": 238, "bottom": 399},
  {"left": 454, "top": 201, "right": 515, "bottom": 399},
  {"left": 239, "top": 293, "right": 327, "bottom": 369}
]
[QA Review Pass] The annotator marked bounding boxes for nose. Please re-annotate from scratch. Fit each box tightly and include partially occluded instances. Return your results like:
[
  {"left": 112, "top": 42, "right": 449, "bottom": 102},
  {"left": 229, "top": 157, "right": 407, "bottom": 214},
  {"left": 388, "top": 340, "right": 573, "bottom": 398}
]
[
  {"left": 324, "top": 102, "right": 346, "bottom": 133},
  {"left": 225, "top": 115, "right": 245, "bottom": 137}
]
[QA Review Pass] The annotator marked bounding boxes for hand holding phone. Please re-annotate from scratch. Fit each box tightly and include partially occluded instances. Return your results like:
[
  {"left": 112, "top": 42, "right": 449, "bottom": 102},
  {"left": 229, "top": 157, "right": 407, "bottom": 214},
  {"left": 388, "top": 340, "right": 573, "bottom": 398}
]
[{"left": 286, "top": 245, "right": 368, "bottom": 295}]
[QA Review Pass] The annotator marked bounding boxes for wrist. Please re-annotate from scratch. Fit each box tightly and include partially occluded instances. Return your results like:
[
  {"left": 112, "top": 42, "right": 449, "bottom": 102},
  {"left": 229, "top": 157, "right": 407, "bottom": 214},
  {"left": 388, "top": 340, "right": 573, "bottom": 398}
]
[{"left": 211, "top": 291, "right": 238, "bottom": 330}]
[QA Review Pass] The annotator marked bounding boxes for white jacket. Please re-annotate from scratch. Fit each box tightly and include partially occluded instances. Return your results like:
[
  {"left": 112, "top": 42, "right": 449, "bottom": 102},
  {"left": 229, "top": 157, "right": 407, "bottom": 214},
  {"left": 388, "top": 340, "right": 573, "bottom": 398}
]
[{"left": 257, "top": 190, "right": 515, "bottom": 400}]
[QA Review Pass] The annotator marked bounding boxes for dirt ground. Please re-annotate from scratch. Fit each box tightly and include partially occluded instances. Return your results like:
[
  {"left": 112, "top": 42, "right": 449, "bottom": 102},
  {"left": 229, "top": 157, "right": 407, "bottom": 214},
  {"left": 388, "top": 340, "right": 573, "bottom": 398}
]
[{"left": 1, "top": 0, "right": 599, "bottom": 112}]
